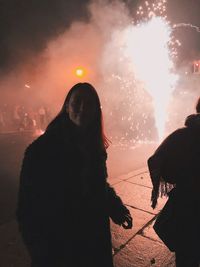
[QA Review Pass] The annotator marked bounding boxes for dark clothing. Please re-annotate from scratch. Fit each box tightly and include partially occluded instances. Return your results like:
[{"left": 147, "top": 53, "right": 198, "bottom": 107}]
[
  {"left": 175, "top": 249, "right": 199, "bottom": 267},
  {"left": 148, "top": 114, "right": 200, "bottom": 264},
  {"left": 17, "top": 119, "right": 129, "bottom": 267}
]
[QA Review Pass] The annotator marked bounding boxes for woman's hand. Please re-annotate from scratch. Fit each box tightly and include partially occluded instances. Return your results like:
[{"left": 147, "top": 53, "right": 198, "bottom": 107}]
[{"left": 121, "top": 213, "right": 133, "bottom": 229}]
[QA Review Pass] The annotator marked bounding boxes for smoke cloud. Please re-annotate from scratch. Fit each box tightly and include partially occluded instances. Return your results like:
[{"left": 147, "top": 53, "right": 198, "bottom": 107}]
[
  {"left": 0, "top": 0, "right": 200, "bottom": 145},
  {"left": 0, "top": 0, "right": 91, "bottom": 72}
]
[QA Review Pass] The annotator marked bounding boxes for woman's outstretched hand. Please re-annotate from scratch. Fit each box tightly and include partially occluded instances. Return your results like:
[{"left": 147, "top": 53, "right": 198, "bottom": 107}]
[{"left": 121, "top": 213, "right": 133, "bottom": 229}]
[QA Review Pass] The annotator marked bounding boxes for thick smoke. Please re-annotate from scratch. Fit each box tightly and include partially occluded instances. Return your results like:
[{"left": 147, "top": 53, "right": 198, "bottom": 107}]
[
  {"left": 0, "top": 0, "right": 91, "bottom": 73},
  {"left": 0, "top": 1, "right": 132, "bottom": 114},
  {"left": 0, "top": 0, "right": 200, "bottom": 146}
]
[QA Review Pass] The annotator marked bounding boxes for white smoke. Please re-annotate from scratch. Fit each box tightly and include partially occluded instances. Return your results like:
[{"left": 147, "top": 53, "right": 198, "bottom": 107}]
[{"left": 0, "top": 0, "right": 199, "bottom": 144}]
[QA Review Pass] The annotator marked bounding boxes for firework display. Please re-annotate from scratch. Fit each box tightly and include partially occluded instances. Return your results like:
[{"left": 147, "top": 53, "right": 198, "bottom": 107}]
[{"left": 99, "top": 0, "right": 199, "bottom": 145}]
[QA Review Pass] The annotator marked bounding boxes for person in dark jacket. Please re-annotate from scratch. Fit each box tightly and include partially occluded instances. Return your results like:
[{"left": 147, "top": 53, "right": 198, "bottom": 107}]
[
  {"left": 148, "top": 105, "right": 200, "bottom": 267},
  {"left": 17, "top": 82, "right": 133, "bottom": 267}
]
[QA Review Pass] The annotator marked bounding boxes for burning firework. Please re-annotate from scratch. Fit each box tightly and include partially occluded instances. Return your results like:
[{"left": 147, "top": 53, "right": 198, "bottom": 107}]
[
  {"left": 102, "top": 0, "right": 178, "bottom": 142},
  {"left": 132, "top": 0, "right": 179, "bottom": 140},
  {"left": 125, "top": 16, "right": 178, "bottom": 140}
]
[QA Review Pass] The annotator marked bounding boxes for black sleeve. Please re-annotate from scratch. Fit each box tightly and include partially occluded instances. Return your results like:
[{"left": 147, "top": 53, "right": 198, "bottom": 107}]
[
  {"left": 106, "top": 182, "right": 130, "bottom": 225},
  {"left": 149, "top": 129, "right": 184, "bottom": 183},
  {"left": 102, "top": 154, "right": 130, "bottom": 224},
  {"left": 99, "top": 151, "right": 131, "bottom": 224},
  {"left": 147, "top": 154, "right": 162, "bottom": 209},
  {"left": 147, "top": 130, "right": 183, "bottom": 208}
]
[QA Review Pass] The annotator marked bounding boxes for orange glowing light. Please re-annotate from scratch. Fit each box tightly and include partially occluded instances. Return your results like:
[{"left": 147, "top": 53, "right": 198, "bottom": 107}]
[{"left": 75, "top": 67, "right": 86, "bottom": 78}]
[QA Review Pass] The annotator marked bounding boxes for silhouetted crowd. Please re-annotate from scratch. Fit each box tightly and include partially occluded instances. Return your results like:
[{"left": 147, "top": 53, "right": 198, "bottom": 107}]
[
  {"left": 0, "top": 101, "right": 158, "bottom": 142},
  {"left": 0, "top": 104, "right": 53, "bottom": 133}
]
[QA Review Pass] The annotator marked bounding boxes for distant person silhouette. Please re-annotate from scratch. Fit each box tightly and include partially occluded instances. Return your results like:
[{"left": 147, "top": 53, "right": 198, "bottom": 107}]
[
  {"left": 148, "top": 98, "right": 200, "bottom": 267},
  {"left": 17, "top": 83, "right": 132, "bottom": 267},
  {"left": 38, "top": 105, "right": 46, "bottom": 130},
  {"left": 196, "top": 96, "right": 200, "bottom": 113}
]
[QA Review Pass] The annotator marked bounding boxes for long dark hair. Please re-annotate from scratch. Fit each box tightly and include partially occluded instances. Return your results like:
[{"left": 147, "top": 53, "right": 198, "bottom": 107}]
[{"left": 46, "top": 83, "right": 109, "bottom": 151}]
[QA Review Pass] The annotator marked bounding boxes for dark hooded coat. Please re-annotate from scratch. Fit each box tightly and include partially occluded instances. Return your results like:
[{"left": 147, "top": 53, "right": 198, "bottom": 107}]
[
  {"left": 148, "top": 114, "right": 200, "bottom": 257},
  {"left": 17, "top": 118, "right": 129, "bottom": 267}
]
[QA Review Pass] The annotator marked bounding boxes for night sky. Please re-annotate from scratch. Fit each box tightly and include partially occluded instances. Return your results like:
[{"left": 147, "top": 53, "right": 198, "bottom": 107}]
[
  {"left": 0, "top": 0, "right": 91, "bottom": 72},
  {"left": 0, "top": 0, "right": 200, "bottom": 73}
]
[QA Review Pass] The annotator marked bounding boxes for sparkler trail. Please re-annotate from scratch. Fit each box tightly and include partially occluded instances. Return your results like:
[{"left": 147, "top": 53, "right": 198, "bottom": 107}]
[{"left": 173, "top": 23, "right": 200, "bottom": 33}]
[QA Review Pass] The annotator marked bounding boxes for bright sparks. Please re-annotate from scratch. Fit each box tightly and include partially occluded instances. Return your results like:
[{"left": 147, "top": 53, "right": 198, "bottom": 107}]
[
  {"left": 100, "top": 0, "right": 179, "bottom": 144},
  {"left": 124, "top": 17, "right": 178, "bottom": 140}
]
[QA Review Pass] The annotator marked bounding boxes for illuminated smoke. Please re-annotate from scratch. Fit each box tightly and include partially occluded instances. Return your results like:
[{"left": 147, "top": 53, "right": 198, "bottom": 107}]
[
  {"left": 1, "top": 0, "right": 200, "bottom": 146},
  {"left": 133, "top": 0, "right": 179, "bottom": 140},
  {"left": 100, "top": 0, "right": 178, "bottom": 141},
  {"left": 124, "top": 16, "right": 178, "bottom": 140}
]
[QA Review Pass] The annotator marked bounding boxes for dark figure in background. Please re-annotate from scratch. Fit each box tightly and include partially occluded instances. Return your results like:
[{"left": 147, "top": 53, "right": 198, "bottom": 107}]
[
  {"left": 148, "top": 99, "right": 200, "bottom": 267},
  {"left": 196, "top": 97, "right": 200, "bottom": 113},
  {"left": 17, "top": 83, "right": 132, "bottom": 267},
  {"left": 38, "top": 106, "right": 47, "bottom": 130}
]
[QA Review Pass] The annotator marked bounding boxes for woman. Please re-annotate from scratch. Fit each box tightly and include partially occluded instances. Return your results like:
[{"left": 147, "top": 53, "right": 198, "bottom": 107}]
[
  {"left": 148, "top": 104, "right": 200, "bottom": 267},
  {"left": 17, "top": 83, "right": 132, "bottom": 267}
]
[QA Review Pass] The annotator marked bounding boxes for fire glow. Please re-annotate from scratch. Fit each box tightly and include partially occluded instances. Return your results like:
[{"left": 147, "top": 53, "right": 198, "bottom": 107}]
[
  {"left": 75, "top": 67, "right": 86, "bottom": 78},
  {"left": 100, "top": 0, "right": 179, "bottom": 143}
]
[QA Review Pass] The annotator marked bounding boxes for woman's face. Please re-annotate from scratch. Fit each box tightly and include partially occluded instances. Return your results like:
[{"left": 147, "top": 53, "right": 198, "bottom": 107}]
[{"left": 67, "top": 90, "right": 97, "bottom": 128}]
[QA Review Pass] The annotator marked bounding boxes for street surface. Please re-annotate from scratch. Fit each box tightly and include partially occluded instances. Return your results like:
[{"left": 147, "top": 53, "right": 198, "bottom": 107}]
[{"left": 0, "top": 132, "right": 175, "bottom": 266}]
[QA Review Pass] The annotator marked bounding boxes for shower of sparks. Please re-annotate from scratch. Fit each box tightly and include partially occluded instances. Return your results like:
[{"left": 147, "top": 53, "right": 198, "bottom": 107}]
[
  {"left": 136, "top": 0, "right": 167, "bottom": 20},
  {"left": 173, "top": 23, "right": 200, "bottom": 33},
  {"left": 125, "top": 1, "right": 178, "bottom": 140},
  {"left": 101, "top": 0, "right": 179, "bottom": 144}
]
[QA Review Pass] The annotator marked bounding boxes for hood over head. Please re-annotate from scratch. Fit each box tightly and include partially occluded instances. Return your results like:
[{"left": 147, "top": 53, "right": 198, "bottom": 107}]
[{"left": 185, "top": 113, "right": 200, "bottom": 131}]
